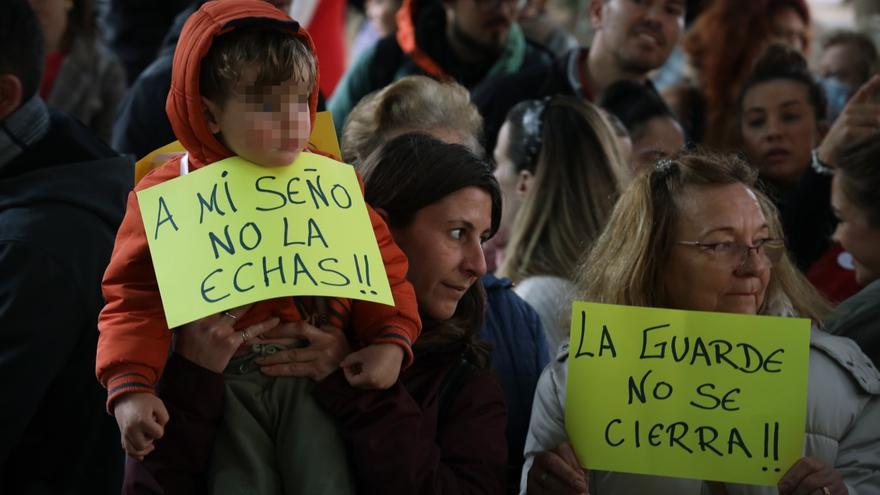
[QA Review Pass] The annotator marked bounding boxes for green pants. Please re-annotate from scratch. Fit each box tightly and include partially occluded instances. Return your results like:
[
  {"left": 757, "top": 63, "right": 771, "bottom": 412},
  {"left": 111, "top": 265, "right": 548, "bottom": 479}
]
[{"left": 207, "top": 343, "right": 356, "bottom": 495}]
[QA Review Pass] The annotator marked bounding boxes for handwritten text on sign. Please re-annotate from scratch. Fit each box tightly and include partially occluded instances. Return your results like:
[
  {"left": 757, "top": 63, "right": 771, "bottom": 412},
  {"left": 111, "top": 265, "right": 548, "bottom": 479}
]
[
  {"left": 565, "top": 302, "right": 810, "bottom": 486},
  {"left": 138, "top": 153, "right": 393, "bottom": 328}
]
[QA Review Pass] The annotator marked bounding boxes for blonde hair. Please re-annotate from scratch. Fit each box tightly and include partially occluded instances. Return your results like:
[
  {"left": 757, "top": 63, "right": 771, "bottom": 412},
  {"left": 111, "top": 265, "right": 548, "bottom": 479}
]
[
  {"left": 578, "top": 150, "right": 830, "bottom": 322},
  {"left": 499, "top": 96, "right": 628, "bottom": 283},
  {"left": 341, "top": 75, "right": 484, "bottom": 164}
]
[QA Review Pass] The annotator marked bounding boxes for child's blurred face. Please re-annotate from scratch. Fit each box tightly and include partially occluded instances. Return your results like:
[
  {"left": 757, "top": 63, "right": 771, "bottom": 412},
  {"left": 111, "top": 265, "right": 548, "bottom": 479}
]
[{"left": 204, "top": 63, "right": 312, "bottom": 167}]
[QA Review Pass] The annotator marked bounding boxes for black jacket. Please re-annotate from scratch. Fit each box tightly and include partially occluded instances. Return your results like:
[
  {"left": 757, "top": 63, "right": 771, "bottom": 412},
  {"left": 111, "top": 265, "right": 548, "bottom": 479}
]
[{"left": 0, "top": 110, "right": 132, "bottom": 494}]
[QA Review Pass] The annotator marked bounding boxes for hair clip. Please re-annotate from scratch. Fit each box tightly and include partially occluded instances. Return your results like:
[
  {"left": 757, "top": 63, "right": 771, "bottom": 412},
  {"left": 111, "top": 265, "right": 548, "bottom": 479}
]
[{"left": 520, "top": 97, "right": 551, "bottom": 166}]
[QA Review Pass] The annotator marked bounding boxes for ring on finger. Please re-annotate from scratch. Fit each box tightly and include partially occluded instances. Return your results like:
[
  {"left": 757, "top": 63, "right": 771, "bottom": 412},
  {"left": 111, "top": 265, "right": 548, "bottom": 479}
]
[
  {"left": 241, "top": 328, "right": 252, "bottom": 344},
  {"left": 223, "top": 311, "right": 238, "bottom": 320}
]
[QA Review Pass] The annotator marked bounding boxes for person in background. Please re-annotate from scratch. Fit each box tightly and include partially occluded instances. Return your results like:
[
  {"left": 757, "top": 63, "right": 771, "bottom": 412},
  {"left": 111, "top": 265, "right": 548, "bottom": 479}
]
[
  {"left": 350, "top": 0, "right": 402, "bottom": 64},
  {"left": 817, "top": 30, "right": 879, "bottom": 122},
  {"left": 29, "top": 0, "right": 126, "bottom": 142},
  {"left": 341, "top": 75, "right": 483, "bottom": 164},
  {"left": 517, "top": 0, "right": 578, "bottom": 57},
  {"left": 523, "top": 150, "right": 880, "bottom": 495},
  {"left": 664, "top": 0, "right": 810, "bottom": 150},
  {"left": 97, "top": 0, "right": 191, "bottom": 84},
  {"left": 329, "top": 0, "right": 553, "bottom": 136},
  {"left": 825, "top": 135, "right": 880, "bottom": 368},
  {"left": 341, "top": 75, "right": 549, "bottom": 490},
  {"left": 599, "top": 79, "right": 685, "bottom": 171},
  {"left": 474, "top": 0, "right": 685, "bottom": 154},
  {"left": 818, "top": 30, "right": 879, "bottom": 100},
  {"left": 495, "top": 96, "right": 627, "bottom": 353},
  {"left": 0, "top": 0, "right": 131, "bottom": 492},
  {"left": 739, "top": 44, "right": 833, "bottom": 272}
]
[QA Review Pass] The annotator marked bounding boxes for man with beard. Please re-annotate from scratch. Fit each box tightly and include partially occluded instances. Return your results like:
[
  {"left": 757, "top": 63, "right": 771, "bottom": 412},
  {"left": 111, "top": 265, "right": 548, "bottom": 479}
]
[
  {"left": 328, "top": 0, "right": 552, "bottom": 136},
  {"left": 474, "top": 0, "right": 685, "bottom": 153}
]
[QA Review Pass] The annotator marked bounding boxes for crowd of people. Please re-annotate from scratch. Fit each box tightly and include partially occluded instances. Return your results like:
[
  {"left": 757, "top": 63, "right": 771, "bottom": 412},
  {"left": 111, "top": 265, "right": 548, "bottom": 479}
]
[{"left": 1, "top": 0, "right": 878, "bottom": 494}]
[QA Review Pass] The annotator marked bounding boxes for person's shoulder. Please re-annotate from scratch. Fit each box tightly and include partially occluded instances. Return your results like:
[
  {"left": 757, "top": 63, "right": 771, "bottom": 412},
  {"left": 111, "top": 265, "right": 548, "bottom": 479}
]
[{"left": 810, "top": 328, "right": 880, "bottom": 395}]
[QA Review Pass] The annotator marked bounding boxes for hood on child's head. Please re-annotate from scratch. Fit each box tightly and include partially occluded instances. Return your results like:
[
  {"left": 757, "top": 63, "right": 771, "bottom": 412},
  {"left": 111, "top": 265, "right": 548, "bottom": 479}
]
[{"left": 166, "top": 0, "right": 320, "bottom": 169}]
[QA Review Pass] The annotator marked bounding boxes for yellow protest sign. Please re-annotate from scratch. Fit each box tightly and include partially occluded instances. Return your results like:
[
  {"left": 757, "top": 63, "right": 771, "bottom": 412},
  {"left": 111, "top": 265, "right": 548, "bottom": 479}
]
[
  {"left": 137, "top": 152, "right": 393, "bottom": 328},
  {"left": 566, "top": 302, "right": 811, "bottom": 486},
  {"left": 308, "top": 111, "right": 341, "bottom": 159},
  {"left": 134, "top": 111, "right": 342, "bottom": 185}
]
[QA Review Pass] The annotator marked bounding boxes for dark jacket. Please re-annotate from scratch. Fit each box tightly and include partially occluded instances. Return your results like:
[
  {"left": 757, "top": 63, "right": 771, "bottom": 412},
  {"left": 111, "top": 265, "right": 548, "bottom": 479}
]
[
  {"left": 328, "top": 0, "right": 553, "bottom": 135},
  {"left": 0, "top": 102, "right": 132, "bottom": 493},
  {"left": 123, "top": 348, "right": 508, "bottom": 494},
  {"left": 472, "top": 47, "right": 661, "bottom": 153},
  {"left": 481, "top": 274, "right": 548, "bottom": 489},
  {"left": 771, "top": 166, "right": 837, "bottom": 271},
  {"left": 99, "top": 0, "right": 193, "bottom": 85},
  {"left": 110, "top": 3, "right": 197, "bottom": 159},
  {"left": 314, "top": 348, "right": 508, "bottom": 494},
  {"left": 473, "top": 47, "right": 587, "bottom": 153}
]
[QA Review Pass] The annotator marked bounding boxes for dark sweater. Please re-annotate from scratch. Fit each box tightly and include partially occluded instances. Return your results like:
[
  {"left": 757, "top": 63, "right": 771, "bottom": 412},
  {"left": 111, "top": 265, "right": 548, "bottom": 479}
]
[
  {"left": 123, "top": 349, "right": 508, "bottom": 494},
  {"left": 0, "top": 109, "right": 132, "bottom": 493}
]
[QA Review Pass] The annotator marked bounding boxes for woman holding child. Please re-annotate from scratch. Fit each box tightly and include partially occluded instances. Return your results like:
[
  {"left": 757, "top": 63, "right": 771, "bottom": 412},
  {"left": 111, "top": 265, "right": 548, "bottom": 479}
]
[
  {"left": 522, "top": 151, "right": 880, "bottom": 495},
  {"left": 124, "top": 133, "right": 510, "bottom": 494}
]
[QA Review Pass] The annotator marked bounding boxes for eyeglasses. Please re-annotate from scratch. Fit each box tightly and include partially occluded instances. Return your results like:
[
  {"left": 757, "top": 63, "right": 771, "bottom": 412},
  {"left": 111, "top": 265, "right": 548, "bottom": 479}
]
[{"left": 675, "top": 238, "right": 786, "bottom": 268}]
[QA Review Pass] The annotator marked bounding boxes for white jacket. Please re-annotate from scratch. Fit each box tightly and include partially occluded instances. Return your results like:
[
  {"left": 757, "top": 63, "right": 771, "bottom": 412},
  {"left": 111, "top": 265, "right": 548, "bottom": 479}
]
[{"left": 521, "top": 329, "right": 880, "bottom": 495}]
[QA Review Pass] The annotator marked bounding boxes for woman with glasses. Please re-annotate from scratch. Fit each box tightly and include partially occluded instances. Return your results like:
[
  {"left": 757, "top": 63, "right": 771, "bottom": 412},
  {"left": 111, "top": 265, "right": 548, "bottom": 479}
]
[{"left": 521, "top": 151, "right": 880, "bottom": 495}]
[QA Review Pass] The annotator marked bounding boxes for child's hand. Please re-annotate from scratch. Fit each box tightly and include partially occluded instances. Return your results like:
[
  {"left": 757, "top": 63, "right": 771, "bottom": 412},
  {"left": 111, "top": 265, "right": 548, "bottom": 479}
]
[
  {"left": 339, "top": 343, "right": 404, "bottom": 390},
  {"left": 112, "top": 392, "right": 169, "bottom": 461}
]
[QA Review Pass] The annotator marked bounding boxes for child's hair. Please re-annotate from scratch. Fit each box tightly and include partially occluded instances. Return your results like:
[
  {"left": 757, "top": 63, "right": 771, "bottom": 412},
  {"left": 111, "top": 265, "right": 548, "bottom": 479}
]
[{"left": 199, "top": 25, "right": 316, "bottom": 105}]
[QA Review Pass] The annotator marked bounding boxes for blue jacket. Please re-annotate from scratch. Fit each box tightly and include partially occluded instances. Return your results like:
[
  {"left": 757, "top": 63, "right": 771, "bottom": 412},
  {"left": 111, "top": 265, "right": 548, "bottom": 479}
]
[{"left": 480, "top": 274, "right": 549, "bottom": 488}]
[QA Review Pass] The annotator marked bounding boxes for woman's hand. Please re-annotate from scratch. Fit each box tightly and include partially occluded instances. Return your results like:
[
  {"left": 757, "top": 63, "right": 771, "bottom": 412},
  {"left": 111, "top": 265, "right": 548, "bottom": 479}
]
[
  {"left": 777, "top": 457, "right": 847, "bottom": 495},
  {"left": 175, "top": 304, "right": 279, "bottom": 373},
  {"left": 254, "top": 320, "right": 351, "bottom": 381},
  {"left": 817, "top": 75, "right": 880, "bottom": 167},
  {"left": 526, "top": 443, "right": 589, "bottom": 495}
]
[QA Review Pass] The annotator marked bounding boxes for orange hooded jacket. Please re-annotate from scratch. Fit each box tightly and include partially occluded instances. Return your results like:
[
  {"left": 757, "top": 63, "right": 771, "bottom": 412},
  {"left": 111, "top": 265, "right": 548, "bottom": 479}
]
[{"left": 96, "top": 0, "right": 421, "bottom": 410}]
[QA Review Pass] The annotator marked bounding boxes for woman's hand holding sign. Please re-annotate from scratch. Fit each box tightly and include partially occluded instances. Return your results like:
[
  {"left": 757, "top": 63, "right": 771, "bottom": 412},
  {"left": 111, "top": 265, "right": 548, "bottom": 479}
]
[
  {"left": 527, "top": 442, "right": 590, "bottom": 495},
  {"left": 777, "top": 457, "right": 846, "bottom": 495}
]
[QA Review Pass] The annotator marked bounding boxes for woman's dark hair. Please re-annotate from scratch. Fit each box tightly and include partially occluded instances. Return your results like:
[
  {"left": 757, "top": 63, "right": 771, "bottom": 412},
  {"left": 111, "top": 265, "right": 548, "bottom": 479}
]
[
  {"left": 739, "top": 43, "right": 828, "bottom": 124},
  {"left": 599, "top": 80, "right": 677, "bottom": 140},
  {"left": 837, "top": 133, "right": 880, "bottom": 229},
  {"left": 361, "top": 133, "right": 502, "bottom": 369}
]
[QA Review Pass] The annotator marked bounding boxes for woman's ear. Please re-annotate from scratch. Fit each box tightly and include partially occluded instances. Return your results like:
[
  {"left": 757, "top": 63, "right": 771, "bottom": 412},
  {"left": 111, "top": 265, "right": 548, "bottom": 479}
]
[
  {"left": 0, "top": 75, "right": 23, "bottom": 122},
  {"left": 516, "top": 170, "right": 534, "bottom": 198},
  {"left": 201, "top": 97, "right": 222, "bottom": 134}
]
